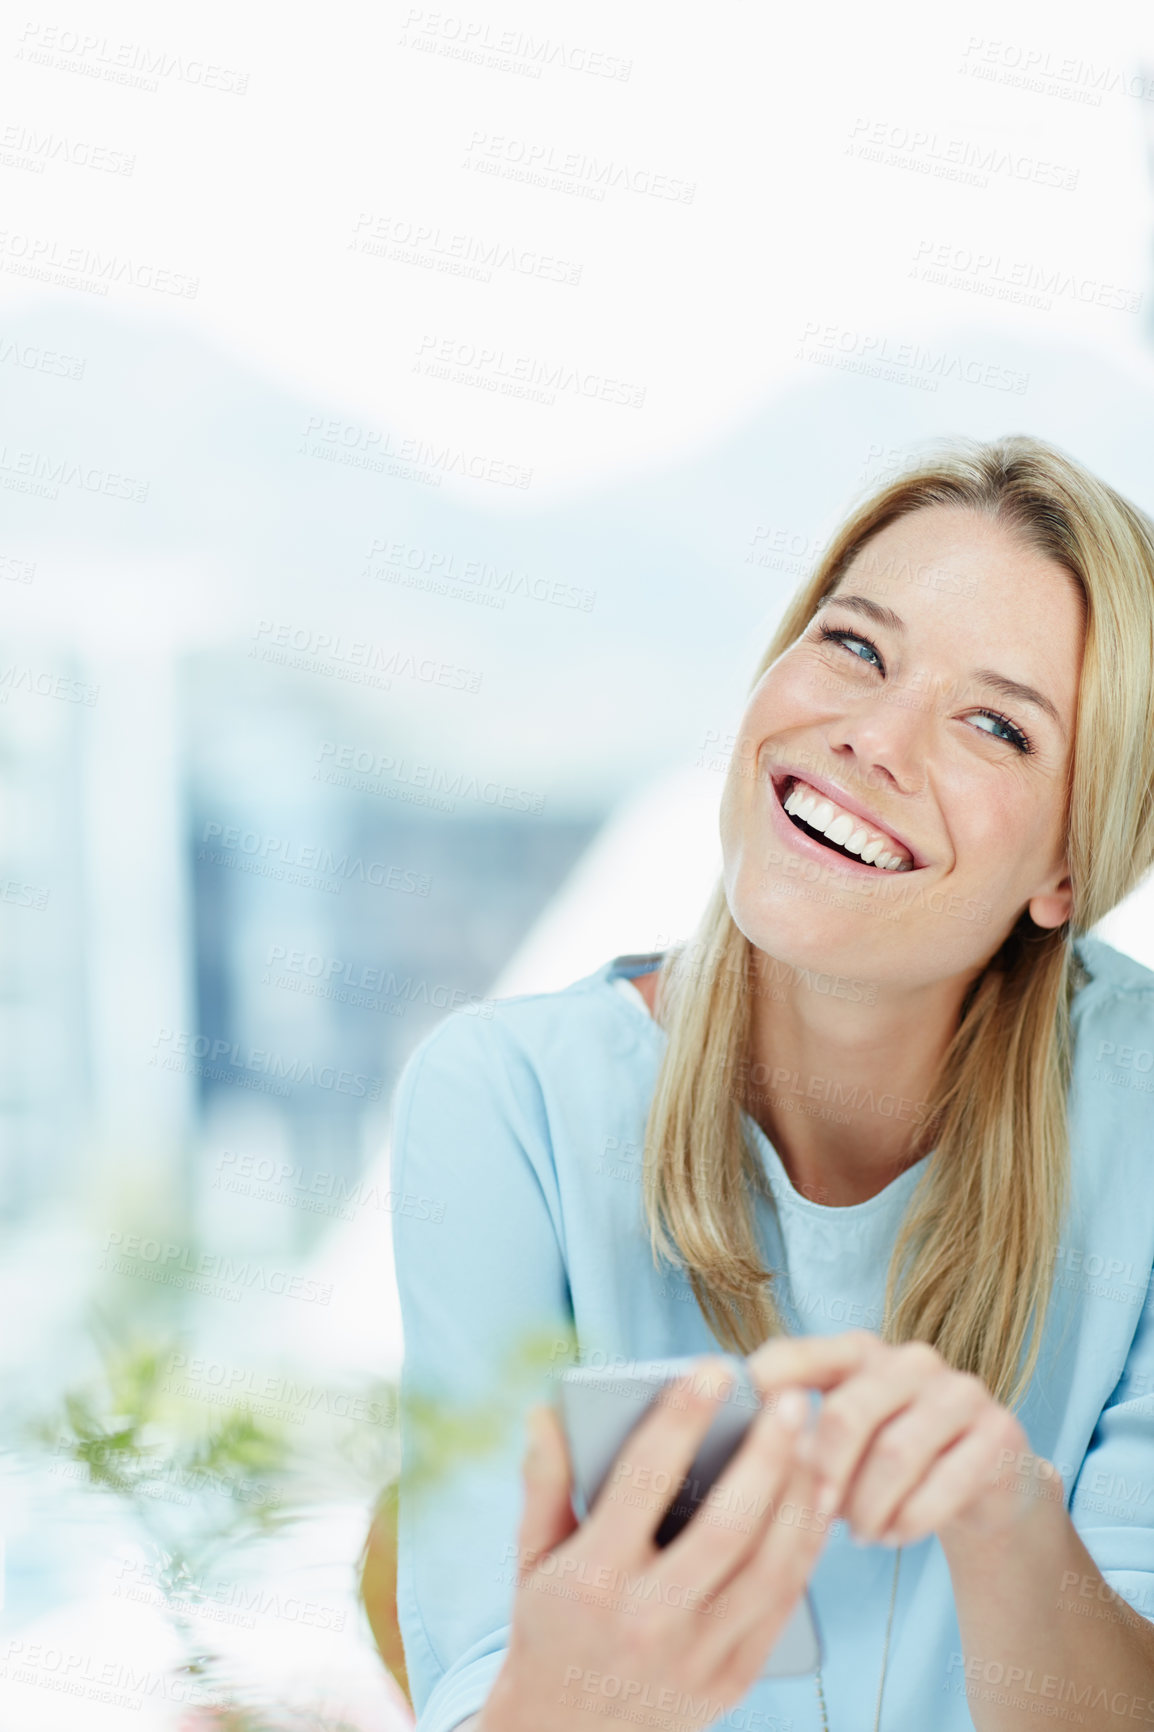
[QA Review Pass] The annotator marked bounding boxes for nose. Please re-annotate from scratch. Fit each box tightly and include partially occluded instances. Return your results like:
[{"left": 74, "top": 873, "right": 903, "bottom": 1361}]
[{"left": 824, "top": 678, "right": 931, "bottom": 798}]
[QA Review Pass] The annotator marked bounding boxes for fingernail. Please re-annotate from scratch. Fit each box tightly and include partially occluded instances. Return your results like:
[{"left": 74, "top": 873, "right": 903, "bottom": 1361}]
[
  {"left": 775, "top": 1389, "right": 807, "bottom": 1430},
  {"left": 816, "top": 1478, "right": 840, "bottom": 1515}
]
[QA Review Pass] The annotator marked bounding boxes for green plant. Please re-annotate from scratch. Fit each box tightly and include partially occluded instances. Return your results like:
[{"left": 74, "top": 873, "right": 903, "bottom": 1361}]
[
  {"left": 27, "top": 1311, "right": 576, "bottom": 1728},
  {"left": 30, "top": 1324, "right": 311, "bottom": 1728}
]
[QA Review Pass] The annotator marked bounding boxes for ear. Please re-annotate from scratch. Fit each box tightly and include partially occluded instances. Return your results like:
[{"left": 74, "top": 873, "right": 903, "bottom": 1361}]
[{"left": 1028, "top": 866, "right": 1074, "bottom": 932}]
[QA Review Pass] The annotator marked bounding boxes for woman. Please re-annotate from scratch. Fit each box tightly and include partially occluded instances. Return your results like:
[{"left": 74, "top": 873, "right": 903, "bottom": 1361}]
[{"left": 387, "top": 436, "right": 1154, "bottom": 1732}]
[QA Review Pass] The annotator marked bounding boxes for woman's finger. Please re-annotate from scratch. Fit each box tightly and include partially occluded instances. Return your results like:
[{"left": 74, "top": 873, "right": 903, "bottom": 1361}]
[
  {"left": 513, "top": 1404, "right": 580, "bottom": 1584},
  {"left": 882, "top": 1409, "right": 1039, "bottom": 1545},
  {"left": 692, "top": 1444, "right": 832, "bottom": 1683},
  {"left": 796, "top": 1341, "right": 947, "bottom": 1510},
  {"left": 581, "top": 1357, "right": 745, "bottom": 1562},
  {"left": 651, "top": 1385, "right": 810, "bottom": 1597},
  {"left": 747, "top": 1328, "right": 884, "bottom": 1398},
  {"left": 839, "top": 1372, "right": 987, "bottom": 1542}
]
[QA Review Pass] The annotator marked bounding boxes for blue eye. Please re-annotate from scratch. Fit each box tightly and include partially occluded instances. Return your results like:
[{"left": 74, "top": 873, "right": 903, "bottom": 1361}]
[
  {"left": 967, "top": 708, "right": 1033, "bottom": 753},
  {"left": 814, "top": 623, "right": 1034, "bottom": 756},
  {"left": 819, "top": 625, "right": 880, "bottom": 669}
]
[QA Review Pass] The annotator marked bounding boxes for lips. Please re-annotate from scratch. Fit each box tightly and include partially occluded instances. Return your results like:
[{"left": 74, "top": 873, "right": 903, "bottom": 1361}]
[{"left": 766, "top": 763, "right": 928, "bottom": 873}]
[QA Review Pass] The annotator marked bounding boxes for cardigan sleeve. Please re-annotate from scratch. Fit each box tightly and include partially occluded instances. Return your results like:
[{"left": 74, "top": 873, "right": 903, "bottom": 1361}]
[
  {"left": 1067, "top": 1260, "right": 1154, "bottom": 1626},
  {"left": 389, "top": 1008, "right": 575, "bottom": 1732}
]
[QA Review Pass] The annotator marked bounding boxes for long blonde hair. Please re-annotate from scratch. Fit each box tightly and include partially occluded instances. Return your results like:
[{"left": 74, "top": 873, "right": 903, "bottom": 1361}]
[{"left": 642, "top": 435, "right": 1154, "bottom": 1409}]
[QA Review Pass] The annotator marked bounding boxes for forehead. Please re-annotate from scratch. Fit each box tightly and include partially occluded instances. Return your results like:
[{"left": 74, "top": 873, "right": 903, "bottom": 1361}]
[{"left": 842, "top": 505, "right": 1074, "bottom": 602}]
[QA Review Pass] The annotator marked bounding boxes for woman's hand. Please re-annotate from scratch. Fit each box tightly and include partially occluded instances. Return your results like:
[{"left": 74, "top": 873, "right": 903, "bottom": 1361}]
[
  {"left": 480, "top": 1357, "right": 834, "bottom": 1732},
  {"left": 746, "top": 1329, "right": 1064, "bottom": 1553}
]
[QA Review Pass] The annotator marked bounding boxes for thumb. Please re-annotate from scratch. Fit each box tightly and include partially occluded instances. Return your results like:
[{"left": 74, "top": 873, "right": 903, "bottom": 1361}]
[{"left": 513, "top": 1403, "right": 578, "bottom": 1584}]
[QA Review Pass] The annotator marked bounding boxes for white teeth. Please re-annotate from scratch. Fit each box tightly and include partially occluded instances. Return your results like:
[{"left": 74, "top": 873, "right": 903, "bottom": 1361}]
[{"left": 782, "top": 780, "right": 914, "bottom": 871}]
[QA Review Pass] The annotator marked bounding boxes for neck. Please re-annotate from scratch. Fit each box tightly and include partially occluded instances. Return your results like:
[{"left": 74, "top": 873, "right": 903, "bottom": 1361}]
[{"left": 743, "top": 948, "right": 971, "bottom": 1206}]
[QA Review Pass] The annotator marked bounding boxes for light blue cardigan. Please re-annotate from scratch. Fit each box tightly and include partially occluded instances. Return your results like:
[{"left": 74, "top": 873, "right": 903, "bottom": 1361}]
[{"left": 391, "top": 934, "right": 1154, "bottom": 1731}]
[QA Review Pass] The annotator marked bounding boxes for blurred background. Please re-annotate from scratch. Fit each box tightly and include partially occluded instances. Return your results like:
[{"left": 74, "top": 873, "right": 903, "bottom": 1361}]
[{"left": 4, "top": 0, "right": 1154, "bottom": 1724}]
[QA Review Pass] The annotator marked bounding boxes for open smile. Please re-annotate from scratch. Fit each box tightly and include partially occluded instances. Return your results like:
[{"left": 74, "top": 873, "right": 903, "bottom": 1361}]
[{"left": 767, "top": 771, "right": 928, "bottom": 877}]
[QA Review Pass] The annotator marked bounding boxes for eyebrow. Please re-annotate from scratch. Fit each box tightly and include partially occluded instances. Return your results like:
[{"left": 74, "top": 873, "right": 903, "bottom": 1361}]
[{"left": 817, "top": 592, "right": 1065, "bottom": 734}]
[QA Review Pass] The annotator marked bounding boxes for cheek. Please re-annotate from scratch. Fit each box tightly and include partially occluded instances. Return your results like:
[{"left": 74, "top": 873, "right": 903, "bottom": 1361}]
[
  {"left": 956, "top": 783, "right": 1032, "bottom": 855},
  {"left": 776, "top": 647, "right": 832, "bottom": 710},
  {"left": 948, "top": 787, "right": 1053, "bottom": 908},
  {"left": 721, "top": 704, "right": 773, "bottom": 807},
  {"left": 718, "top": 757, "right": 753, "bottom": 861}
]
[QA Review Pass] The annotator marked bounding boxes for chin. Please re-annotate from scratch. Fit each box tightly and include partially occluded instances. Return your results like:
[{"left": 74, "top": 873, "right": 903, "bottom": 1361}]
[
  {"left": 726, "top": 864, "right": 823, "bottom": 953},
  {"left": 726, "top": 855, "right": 896, "bottom": 974}
]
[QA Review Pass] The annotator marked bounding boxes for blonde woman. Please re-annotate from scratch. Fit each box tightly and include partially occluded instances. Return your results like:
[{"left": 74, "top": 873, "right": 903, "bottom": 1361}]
[{"left": 386, "top": 436, "right": 1154, "bottom": 1732}]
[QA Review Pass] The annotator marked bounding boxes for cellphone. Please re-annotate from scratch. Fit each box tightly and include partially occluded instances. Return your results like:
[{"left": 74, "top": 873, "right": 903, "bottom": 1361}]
[{"left": 558, "top": 1354, "right": 823, "bottom": 1677}]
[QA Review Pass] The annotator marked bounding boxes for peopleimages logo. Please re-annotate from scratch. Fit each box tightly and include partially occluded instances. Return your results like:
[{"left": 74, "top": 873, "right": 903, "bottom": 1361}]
[
  {"left": 15, "top": 22, "right": 250, "bottom": 94},
  {"left": 213, "top": 1150, "right": 447, "bottom": 1224},
  {"left": 399, "top": 11, "right": 633, "bottom": 81},
  {"left": 314, "top": 741, "right": 546, "bottom": 813},
  {"left": 348, "top": 211, "right": 584, "bottom": 287},
  {"left": 100, "top": 1232, "right": 333, "bottom": 1305},
  {"left": 0, "top": 227, "right": 198, "bottom": 296},
  {"left": 197, "top": 820, "right": 432, "bottom": 898},
  {"left": 265, "top": 942, "right": 494, "bottom": 1015},
  {"left": 363, "top": 536, "right": 595, "bottom": 612},
  {"left": 150, "top": 1027, "right": 383, "bottom": 1100}
]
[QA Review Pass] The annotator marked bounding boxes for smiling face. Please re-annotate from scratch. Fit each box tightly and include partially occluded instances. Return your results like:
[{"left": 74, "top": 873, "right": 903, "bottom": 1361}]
[{"left": 719, "top": 505, "right": 1086, "bottom": 992}]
